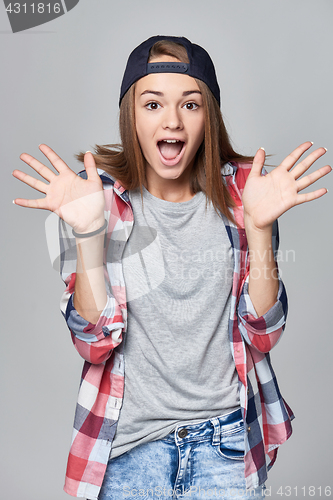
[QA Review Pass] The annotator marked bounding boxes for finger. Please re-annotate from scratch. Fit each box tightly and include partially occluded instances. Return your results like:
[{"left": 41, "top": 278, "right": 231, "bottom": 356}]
[
  {"left": 12, "top": 169, "right": 48, "bottom": 194},
  {"left": 296, "top": 164, "right": 332, "bottom": 192},
  {"left": 250, "top": 147, "right": 266, "bottom": 176},
  {"left": 291, "top": 147, "right": 327, "bottom": 180},
  {"left": 84, "top": 151, "right": 100, "bottom": 181},
  {"left": 13, "top": 197, "right": 48, "bottom": 209},
  {"left": 38, "top": 143, "right": 69, "bottom": 173},
  {"left": 279, "top": 142, "right": 313, "bottom": 171},
  {"left": 19, "top": 152, "right": 56, "bottom": 182},
  {"left": 295, "top": 187, "right": 328, "bottom": 205}
]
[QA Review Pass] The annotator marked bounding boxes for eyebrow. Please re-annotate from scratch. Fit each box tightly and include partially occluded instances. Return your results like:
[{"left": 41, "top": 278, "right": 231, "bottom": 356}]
[{"left": 140, "top": 90, "right": 202, "bottom": 97}]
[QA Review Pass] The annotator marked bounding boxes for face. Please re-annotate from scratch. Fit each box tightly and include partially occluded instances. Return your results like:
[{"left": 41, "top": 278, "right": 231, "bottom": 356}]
[{"left": 134, "top": 56, "right": 205, "bottom": 192}]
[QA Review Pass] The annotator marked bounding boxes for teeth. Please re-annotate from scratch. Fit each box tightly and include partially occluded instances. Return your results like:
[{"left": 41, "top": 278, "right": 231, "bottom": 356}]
[{"left": 163, "top": 139, "right": 179, "bottom": 143}]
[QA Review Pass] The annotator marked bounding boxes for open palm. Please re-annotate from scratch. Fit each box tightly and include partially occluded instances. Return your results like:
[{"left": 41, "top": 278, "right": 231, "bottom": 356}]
[
  {"left": 242, "top": 142, "right": 331, "bottom": 230},
  {"left": 13, "top": 144, "right": 105, "bottom": 233}
]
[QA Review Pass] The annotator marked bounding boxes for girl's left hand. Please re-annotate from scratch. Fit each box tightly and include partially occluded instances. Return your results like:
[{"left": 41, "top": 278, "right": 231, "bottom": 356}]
[{"left": 242, "top": 142, "right": 331, "bottom": 231}]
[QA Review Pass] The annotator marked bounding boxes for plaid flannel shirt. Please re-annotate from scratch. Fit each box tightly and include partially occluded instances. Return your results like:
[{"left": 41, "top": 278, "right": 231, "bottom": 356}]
[{"left": 59, "top": 162, "right": 294, "bottom": 499}]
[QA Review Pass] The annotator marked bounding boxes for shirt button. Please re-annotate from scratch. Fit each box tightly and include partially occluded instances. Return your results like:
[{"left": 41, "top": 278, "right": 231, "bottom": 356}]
[{"left": 178, "top": 428, "right": 188, "bottom": 439}]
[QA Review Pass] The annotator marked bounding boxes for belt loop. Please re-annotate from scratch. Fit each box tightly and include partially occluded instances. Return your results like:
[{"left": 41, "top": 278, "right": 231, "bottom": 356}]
[{"left": 210, "top": 417, "right": 220, "bottom": 445}]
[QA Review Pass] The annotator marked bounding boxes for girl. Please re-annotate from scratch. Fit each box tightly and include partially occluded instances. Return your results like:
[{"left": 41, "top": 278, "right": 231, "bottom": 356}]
[{"left": 13, "top": 36, "right": 331, "bottom": 500}]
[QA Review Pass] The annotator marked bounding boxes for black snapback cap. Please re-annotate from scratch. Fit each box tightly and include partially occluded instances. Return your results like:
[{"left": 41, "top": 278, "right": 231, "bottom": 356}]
[{"left": 119, "top": 35, "right": 220, "bottom": 107}]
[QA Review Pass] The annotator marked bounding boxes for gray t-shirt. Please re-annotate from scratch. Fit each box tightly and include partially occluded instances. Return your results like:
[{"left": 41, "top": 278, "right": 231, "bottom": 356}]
[{"left": 110, "top": 187, "right": 240, "bottom": 458}]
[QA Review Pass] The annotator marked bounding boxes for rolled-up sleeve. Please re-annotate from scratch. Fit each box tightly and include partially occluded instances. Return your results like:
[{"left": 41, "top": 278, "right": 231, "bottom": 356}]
[
  {"left": 65, "top": 292, "right": 124, "bottom": 342},
  {"left": 237, "top": 219, "right": 288, "bottom": 353},
  {"left": 59, "top": 269, "right": 124, "bottom": 364},
  {"left": 58, "top": 179, "right": 126, "bottom": 364},
  {"left": 237, "top": 275, "right": 288, "bottom": 353}
]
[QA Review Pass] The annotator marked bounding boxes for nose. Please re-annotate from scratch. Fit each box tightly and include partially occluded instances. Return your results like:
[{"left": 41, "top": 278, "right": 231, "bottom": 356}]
[{"left": 162, "top": 106, "right": 183, "bottom": 130}]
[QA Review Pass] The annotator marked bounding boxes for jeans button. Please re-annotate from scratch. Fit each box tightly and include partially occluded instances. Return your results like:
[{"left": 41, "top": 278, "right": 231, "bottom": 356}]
[{"left": 178, "top": 428, "right": 188, "bottom": 439}]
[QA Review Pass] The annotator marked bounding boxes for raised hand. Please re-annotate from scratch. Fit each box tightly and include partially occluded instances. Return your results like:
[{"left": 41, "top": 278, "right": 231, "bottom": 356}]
[
  {"left": 13, "top": 144, "right": 105, "bottom": 233},
  {"left": 242, "top": 142, "right": 331, "bottom": 231}
]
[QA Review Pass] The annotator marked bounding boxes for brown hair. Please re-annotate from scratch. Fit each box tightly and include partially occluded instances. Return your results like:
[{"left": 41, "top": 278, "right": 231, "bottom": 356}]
[{"left": 76, "top": 40, "right": 254, "bottom": 222}]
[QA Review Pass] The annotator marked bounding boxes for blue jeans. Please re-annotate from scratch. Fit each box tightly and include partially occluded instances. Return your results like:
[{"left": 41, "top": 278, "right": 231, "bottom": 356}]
[{"left": 98, "top": 408, "right": 265, "bottom": 500}]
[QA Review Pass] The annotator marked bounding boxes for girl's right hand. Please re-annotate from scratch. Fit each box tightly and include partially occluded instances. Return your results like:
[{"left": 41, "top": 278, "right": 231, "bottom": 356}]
[{"left": 13, "top": 144, "right": 105, "bottom": 233}]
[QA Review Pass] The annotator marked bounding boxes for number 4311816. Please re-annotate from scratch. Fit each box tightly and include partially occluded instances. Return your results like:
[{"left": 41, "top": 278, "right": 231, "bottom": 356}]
[
  {"left": 6, "top": 3, "right": 61, "bottom": 14},
  {"left": 277, "top": 486, "right": 331, "bottom": 496}
]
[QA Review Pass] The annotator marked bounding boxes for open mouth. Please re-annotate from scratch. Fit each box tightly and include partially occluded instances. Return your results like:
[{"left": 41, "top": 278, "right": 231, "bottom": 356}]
[{"left": 157, "top": 139, "right": 185, "bottom": 164}]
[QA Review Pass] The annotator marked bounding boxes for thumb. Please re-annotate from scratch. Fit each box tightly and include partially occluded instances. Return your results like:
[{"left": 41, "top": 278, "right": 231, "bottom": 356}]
[
  {"left": 84, "top": 151, "right": 100, "bottom": 181},
  {"left": 250, "top": 147, "right": 266, "bottom": 176}
]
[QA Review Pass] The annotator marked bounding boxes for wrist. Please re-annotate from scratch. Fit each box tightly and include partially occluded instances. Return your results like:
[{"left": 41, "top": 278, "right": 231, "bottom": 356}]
[
  {"left": 73, "top": 218, "right": 107, "bottom": 238},
  {"left": 244, "top": 214, "right": 273, "bottom": 237}
]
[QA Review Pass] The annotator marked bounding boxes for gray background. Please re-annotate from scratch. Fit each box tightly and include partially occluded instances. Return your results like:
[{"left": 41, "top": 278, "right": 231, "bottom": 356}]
[{"left": 1, "top": 1, "right": 332, "bottom": 499}]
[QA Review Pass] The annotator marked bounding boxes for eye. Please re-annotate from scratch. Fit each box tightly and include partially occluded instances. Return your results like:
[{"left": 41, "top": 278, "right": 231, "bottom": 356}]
[
  {"left": 145, "top": 102, "right": 161, "bottom": 110},
  {"left": 183, "top": 102, "right": 199, "bottom": 110}
]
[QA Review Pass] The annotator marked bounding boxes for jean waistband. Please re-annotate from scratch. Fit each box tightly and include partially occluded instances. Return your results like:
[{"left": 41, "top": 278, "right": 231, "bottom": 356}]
[{"left": 161, "top": 408, "right": 243, "bottom": 446}]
